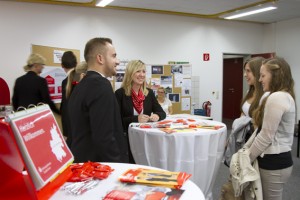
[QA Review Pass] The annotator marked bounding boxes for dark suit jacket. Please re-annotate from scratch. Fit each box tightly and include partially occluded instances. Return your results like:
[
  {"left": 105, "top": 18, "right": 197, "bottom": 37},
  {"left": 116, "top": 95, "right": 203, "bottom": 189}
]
[
  {"left": 60, "top": 77, "right": 72, "bottom": 145},
  {"left": 115, "top": 87, "right": 166, "bottom": 132},
  {"left": 12, "top": 71, "right": 60, "bottom": 114},
  {"left": 68, "top": 71, "right": 129, "bottom": 163}
]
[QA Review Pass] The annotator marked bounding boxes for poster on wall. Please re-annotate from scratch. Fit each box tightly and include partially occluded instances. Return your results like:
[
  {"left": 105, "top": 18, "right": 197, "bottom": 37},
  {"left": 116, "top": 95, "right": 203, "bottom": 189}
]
[
  {"left": 161, "top": 76, "right": 172, "bottom": 87},
  {"left": 114, "top": 60, "right": 128, "bottom": 91},
  {"left": 181, "top": 97, "right": 191, "bottom": 111},
  {"left": 40, "top": 66, "right": 66, "bottom": 103},
  {"left": 114, "top": 73, "right": 124, "bottom": 90},
  {"left": 174, "top": 73, "right": 184, "bottom": 87},
  {"left": 53, "top": 50, "right": 65, "bottom": 64},
  {"left": 117, "top": 61, "right": 127, "bottom": 72},
  {"left": 171, "top": 65, "right": 183, "bottom": 74},
  {"left": 165, "top": 87, "right": 172, "bottom": 94},
  {"left": 115, "top": 73, "right": 125, "bottom": 82},
  {"left": 168, "top": 93, "right": 180, "bottom": 103},
  {"left": 150, "top": 78, "right": 161, "bottom": 90},
  {"left": 182, "top": 64, "right": 192, "bottom": 78},
  {"left": 152, "top": 65, "right": 164, "bottom": 74},
  {"left": 181, "top": 79, "right": 191, "bottom": 96},
  {"left": 146, "top": 65, "right": 152, "bottom": 85}
]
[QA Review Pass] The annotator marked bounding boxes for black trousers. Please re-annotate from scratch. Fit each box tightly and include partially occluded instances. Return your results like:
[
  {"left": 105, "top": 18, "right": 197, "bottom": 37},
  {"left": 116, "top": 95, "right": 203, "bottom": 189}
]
[{"left": 125, "top": 132, "right": 135, "bottom": 164}]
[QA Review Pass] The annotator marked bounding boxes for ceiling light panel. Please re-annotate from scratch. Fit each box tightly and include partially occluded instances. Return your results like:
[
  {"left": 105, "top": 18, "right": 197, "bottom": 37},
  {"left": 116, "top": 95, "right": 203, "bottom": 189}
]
[
  {"left": 224, "top": 6, "right": 277, "bottom": 19},
  {"left": 53, "top": 0, "right": 93, "bottom": 3},
  {"left": 108, "top": 0, "right": 260, "bottom": 15}
]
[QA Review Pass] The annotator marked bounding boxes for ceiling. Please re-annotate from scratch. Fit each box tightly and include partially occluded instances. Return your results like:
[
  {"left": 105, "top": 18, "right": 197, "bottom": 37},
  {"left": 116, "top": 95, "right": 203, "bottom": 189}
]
[{"left": 11, "top": 0, "right": 300, "bottom": 24}]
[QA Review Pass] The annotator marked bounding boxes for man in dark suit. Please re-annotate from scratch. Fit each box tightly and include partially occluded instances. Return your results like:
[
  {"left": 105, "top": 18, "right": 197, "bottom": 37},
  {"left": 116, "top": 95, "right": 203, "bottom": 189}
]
[
  {"left": 68, "top": 37, "right": 129, "bottom": 163},
  {"left": 12, "top": 53, "right": 60, "bottom": 114},
  {"left": 60, "top": 51, "right": 77, "bottom": 146}
]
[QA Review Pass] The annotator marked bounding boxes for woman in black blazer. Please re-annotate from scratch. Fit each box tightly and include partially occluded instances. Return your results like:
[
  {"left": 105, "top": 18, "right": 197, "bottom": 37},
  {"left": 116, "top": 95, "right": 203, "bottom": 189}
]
[
  {"left": 12, "top": 53, "right": 60, "bottom": 114},
  {"left": 115, "top": 60, "right": 166, "bottom": 163}
]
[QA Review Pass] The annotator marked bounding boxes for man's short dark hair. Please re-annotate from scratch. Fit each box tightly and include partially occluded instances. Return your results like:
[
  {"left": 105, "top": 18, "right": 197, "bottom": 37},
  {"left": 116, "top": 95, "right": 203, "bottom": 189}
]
[
  {"left": 61, "top": 51, "right": 77, "bottom": 69},
  {"left": 84, "top": 37, "right": 112, "bottom": 64}
]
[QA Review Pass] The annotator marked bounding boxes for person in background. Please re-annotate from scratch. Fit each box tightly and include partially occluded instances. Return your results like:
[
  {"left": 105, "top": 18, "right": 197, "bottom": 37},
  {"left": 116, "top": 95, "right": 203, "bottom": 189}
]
[
  {"left": 156, "top": 86, "right": 173, "bottom": 115},
  {"left": 60, "top": 51, "right": 77, "bottom": 140},
  {"left": 12, "top": 53, "right": 60, "bottom": 114},
  {"left": 223, "top": 57, "right": 265, "bottom": 166},
  {"left": 68, "top": 37, "right": 128, "bottom": 163},
  {"left": 0, "top": 77, "right": 10, "bottom": 106},
  {"left": 64, "top": 61, "right": 87, "bottom": 147},
  {"left": 246, "top": 56, "right": 295, "bottom": 200},
  {"left": 240, "top": 57, "right": 265, "bottom": 118},
  {"left": 239, "top": 56, "right": 268, "bottom": 141},
  {"left": 115, "top": 60, "right": 166, "bottom": 163},
  {"left": 65, "top": 61, "right": 87, "bottom": 99}
]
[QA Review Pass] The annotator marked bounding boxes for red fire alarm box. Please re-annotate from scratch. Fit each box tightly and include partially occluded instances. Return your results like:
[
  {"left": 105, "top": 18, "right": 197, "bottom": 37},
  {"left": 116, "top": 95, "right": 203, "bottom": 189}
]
[{"left": 203, "top": 53, "right": 210, "bottom": 61}]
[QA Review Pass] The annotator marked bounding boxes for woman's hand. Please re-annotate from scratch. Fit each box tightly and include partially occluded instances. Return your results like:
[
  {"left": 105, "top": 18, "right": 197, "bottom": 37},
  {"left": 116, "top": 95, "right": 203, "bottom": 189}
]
[
  {"left": 138, "top": 114, "right": 150, "bottom": 123},
  {"left": 149, "top": 113, "right": 159, "bottom": 122}
]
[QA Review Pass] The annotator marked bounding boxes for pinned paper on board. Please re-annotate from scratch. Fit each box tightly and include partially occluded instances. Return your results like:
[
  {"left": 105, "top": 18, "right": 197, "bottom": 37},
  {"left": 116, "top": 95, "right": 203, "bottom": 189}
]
[{"left": 181, "top": 97, "right": 190, "bottom": 111}]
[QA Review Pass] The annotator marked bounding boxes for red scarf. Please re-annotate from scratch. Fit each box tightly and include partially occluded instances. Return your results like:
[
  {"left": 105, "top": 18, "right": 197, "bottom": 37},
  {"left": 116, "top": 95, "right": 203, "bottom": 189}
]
[{"left": 131, "top": 88, "right": 145, "bottom": 114}]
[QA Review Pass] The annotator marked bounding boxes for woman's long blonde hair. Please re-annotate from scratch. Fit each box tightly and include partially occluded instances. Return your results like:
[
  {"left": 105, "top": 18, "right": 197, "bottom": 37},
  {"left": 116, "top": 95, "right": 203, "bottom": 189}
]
[
  {"left": 66, "top": 61, "right": 88, "bottom": 98},
  {"left": 252, "top": 56, "right": 295, "bottom": 128},
  {"left": 121, "top": 60, "right": 148, "bottom": 96},
  {"left": 240, "top": 57, "right": 265, "bottom": 117}
]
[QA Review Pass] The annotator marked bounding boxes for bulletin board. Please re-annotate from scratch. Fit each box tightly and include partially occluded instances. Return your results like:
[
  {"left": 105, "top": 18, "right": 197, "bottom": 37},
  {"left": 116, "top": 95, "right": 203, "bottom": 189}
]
[
  {"left": 110, "top": 60, "right": 193, "bottom": 114},
  {"left": 151, "top": 64, "right": 192, "bottom": 114},
  {"left": 32, "top": 44, "right": 80, "bottom": 66},
  {"left": 113, "top": 61, "right": 192, "bottom": 114},
  {"left": 31, "top": 44, "right": 80, "bottom": 133}
]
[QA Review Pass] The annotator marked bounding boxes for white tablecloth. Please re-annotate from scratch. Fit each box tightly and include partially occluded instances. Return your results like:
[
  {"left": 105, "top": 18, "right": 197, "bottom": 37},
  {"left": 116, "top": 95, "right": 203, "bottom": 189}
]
[
  {"left": 128, "top": 114, "right": 227, "bottom": 200},
  {"left": 50, "top": 162, "right": 204, "bottom": 200}
]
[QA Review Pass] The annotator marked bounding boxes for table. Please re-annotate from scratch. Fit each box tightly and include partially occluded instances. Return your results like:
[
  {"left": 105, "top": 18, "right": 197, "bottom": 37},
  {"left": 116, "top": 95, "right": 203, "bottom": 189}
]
[
  {"left": 128, "top": 114, "right": 227, "bottom": 200},
  {"left": 50, "top": 162, "right": 205, "bottom": 200}
]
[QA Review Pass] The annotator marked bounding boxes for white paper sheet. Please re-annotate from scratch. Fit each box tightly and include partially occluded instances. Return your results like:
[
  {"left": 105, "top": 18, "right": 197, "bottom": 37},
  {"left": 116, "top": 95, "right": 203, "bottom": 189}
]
[{"left": 181, "top": 97, "right": 191, "bottom": 111}]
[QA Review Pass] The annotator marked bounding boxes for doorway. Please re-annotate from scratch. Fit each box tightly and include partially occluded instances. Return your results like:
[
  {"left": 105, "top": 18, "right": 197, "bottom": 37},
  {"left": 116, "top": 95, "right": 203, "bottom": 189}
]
[{"left": 222, "top": 56, "right": 245, "bottom": 123}]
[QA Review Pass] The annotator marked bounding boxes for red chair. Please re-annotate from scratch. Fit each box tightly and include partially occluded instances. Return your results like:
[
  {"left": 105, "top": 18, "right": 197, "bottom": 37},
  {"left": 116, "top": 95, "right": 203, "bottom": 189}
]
[{"left": 0, "top": 77, "right": 10, "bottom": 105}]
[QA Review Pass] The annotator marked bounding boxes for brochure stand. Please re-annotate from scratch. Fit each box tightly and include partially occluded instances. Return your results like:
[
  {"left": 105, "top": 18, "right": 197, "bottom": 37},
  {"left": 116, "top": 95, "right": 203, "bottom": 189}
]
[{"left": 0, "top": 105, "right": 73, "bottom": 200}]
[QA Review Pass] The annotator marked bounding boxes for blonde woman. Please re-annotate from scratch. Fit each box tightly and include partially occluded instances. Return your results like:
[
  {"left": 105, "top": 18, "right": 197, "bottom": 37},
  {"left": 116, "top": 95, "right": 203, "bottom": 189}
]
[
  {"left": 156, "top": 87, "right": 173, "bottom": 115},
  {"left": 115, "top": 60, "right": 166, "bottom": 163},
  {"left": 12, "top": 53, "right": 60, "bottom": 114},
  {"left": 65, "top": 61, "right": 88, "bottom": 99}
]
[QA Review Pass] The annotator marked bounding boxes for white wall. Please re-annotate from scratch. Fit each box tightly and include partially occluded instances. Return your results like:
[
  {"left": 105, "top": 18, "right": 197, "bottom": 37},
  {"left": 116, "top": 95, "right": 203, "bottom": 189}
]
[
  {"left": 0, "top": 1, "right": 276, "bottom": 121},
  {"left": 272, "top": 19, "right": 300, "bottom": 120},
  {"left": 262, "top": 19, "right": 300, "bottom": 120}
]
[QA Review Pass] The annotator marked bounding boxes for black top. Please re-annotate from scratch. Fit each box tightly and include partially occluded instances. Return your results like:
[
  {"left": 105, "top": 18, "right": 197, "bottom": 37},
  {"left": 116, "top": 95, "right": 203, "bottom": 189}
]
[
  {"left": 12, "top": 71, "right": 60, "bottom": 114},
  {"left": 255, "top": 126, "right": 293, "bottom": 170},
  {"left": 115, "top": 87, "right": 166, "bottom": 133},
  {"left": 257, "top": 151, "right": 293, "bottom": 170}
]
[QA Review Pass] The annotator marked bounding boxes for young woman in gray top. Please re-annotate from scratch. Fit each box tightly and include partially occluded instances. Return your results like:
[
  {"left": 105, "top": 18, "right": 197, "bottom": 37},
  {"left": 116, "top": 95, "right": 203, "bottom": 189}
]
[{"left": 245, "top": 57, "right": 296, "bottom": 200}]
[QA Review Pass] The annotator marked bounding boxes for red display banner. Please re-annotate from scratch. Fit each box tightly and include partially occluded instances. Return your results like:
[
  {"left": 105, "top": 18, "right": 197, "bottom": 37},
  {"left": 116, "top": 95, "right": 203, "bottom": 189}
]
[{"left": 7, "top": 105, "right": 73, "bottom": 190}]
